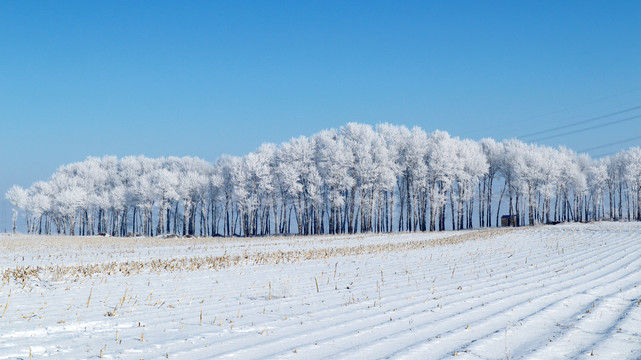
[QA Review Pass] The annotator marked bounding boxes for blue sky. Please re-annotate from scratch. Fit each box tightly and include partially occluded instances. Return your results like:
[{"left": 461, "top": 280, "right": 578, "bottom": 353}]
[{"left": 1, "top": 1, "right": 640, "bottom": 230}]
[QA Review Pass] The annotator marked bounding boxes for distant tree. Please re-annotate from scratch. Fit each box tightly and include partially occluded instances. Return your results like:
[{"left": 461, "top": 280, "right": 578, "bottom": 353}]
[
  {"left": 7, "top": 123, "right": 641, "bottom": 237},
  {"left": 426, "top": 130, "right": 457, "bottom": 231},
  {"left": 314, "top": 129, "right": 354, "bottom": 234},
  {"left": 453, "top": 139, "right": 488, "bottom": 229},
  {"left": 479, "top": 138, "right": 503, "bottom": 227},
  {"left": 5, "top": 185, "right": 27, "bottom": 233}
]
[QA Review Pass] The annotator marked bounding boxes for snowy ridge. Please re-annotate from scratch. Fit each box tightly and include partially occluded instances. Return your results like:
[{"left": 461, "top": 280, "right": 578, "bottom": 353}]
[{"left": 1, "top": 222, "right": 640, "bottom": 359}]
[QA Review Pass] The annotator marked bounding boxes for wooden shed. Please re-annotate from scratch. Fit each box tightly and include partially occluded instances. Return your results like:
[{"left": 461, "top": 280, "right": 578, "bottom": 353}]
[{"left": 501, "top": 215, "right": 518, "bottom": 227}]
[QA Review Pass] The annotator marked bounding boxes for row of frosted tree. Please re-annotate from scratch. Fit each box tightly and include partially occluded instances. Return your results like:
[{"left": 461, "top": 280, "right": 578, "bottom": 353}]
[{"left": 6, "top": 123, "right": 641, "bottom": 237}]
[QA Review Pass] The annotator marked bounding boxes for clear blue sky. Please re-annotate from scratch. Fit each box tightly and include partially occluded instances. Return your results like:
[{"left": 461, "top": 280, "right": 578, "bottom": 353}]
[{"left": 1, "top": 1, "right": 640, "bottom": 230}]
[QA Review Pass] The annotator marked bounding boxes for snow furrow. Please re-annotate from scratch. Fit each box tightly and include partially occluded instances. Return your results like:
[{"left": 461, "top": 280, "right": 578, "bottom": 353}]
[{"left": 1, "top": 222, "right": 640, "bottom": 359}]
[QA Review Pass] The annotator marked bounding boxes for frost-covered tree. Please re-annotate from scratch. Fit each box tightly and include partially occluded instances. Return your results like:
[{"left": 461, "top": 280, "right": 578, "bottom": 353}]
[
  {"left": 479, "top": 138, "right": 503, "bottom": 227},
  {"left": 26, "top": 181, "right": 52, "bottom": 234},
  {"left": 7, "top": 123, "right": 640, "bottom": 237},
  {"left": 426, "top": 130, "right": 457, "bottom": 231},
  {"left": 341, "top": 123, "right": 395, "bottom": 233},
  {"left": 453, "top": 139, "right": 488, "bottom": 229},
  {"left": 150, "top": 167, "right": 179, "bottom": 235},
  {"left": 314, "top": 129, "right": 354, "bottom": 234},
  {"left": 241, "top": 145, "right": 275, "bottom": 236},
  {"left": 628, "top": 148, "right": 641, "bottom": 220},
  {"left": 390, "top": 125, "right": 429, "bottom": 232},
  {"left": 5, "top": 185, "right": 27, "bottom": 233},
  {"left": 276, "top": 136, "right": 322, "bottom": 235}
]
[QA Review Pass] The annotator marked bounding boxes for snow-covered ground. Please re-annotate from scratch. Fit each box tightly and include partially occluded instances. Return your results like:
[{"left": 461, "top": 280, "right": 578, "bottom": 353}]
[{"left": 1, "top": 222, "right": 640, "bottom": 359}]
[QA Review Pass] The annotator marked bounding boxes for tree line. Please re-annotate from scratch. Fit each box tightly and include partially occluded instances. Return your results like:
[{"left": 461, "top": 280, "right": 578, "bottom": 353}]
[{"left": 5, "top": 123, "right": 641, "bottom": 237}]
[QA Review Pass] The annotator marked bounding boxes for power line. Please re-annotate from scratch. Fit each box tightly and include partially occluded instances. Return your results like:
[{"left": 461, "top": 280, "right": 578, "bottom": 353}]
[
  {"left": 460, "top": 87, "right": 641, "bottom": 138},
  {"left": 578, "top": 135, "right": 641, "bottom": 153},
  {"left": 518, "top": 105, "right": 641, "bottom": 139},
  {"left": 522, "top": 86, "right": 641, "bottom": 121},
  {"left": 528, "top": 114, "right": 641, "bottom": 143},
  {"left": 593, "top": 150, "right": 620, "bottom": 159}
]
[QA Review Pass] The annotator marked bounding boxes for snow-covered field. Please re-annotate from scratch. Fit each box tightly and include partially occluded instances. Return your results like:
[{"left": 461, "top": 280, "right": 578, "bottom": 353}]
[{"left": 1, "top": 222, "right": 640, "bottom": 359}]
